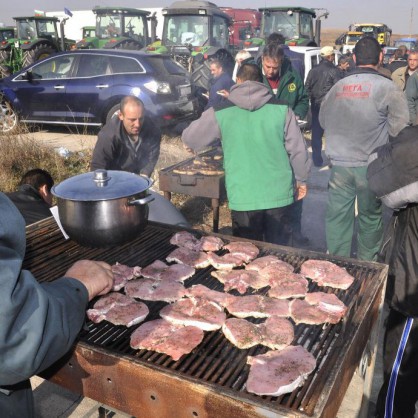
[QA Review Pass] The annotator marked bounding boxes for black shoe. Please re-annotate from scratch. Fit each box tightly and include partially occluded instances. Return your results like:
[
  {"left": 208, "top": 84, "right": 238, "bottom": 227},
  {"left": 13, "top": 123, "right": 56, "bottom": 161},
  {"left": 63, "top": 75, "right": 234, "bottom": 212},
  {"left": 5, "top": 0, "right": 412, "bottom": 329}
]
[{"left": 293, "top": 231, "right": 310, "bottom": 246}]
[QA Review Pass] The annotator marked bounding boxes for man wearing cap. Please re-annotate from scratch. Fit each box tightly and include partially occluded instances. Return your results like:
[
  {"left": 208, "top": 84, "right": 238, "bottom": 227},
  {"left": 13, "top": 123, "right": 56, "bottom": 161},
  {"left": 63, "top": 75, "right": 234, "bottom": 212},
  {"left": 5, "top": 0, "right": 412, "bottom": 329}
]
[
  {"left": 319, "top": 37, "right": 409, "bottom": 261},
  {"left": 305, "top": 46, "right": 341, "bottom": 167}
]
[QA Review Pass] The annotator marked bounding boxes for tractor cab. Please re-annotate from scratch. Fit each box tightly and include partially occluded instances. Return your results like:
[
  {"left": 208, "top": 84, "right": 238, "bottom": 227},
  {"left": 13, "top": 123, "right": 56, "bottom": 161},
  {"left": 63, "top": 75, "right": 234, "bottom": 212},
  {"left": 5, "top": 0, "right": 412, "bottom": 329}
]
[
  {"left": 148, "top": 1, "right": 232, "bottom": 72},
  {"left": 76, "top": 7, "right": 156, "bottom": 50},
  {"left": 245, "top": 7, "right": 328, "bottom": 48}
]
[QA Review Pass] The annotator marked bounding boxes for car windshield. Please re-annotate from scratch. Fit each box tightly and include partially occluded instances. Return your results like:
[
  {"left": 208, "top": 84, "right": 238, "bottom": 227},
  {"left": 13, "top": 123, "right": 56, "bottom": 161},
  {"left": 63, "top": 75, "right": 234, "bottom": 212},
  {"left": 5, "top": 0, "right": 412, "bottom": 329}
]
[{"left": 146, "top": 55, "right": 188, "bottom": 75}]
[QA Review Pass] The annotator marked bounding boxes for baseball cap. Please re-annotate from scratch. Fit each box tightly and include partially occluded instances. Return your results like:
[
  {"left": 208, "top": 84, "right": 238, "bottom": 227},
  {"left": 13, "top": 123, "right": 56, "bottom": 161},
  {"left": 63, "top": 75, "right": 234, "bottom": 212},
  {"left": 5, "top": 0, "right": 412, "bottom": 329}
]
[{"left": 320, "top": 46, "right": 335, "bottom": 57}]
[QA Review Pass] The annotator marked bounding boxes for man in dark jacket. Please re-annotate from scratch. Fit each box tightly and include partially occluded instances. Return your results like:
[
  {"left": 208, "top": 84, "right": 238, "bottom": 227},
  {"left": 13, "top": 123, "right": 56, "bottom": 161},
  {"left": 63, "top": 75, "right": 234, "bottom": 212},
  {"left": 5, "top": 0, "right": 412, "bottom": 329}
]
[
  {"left": 367, "top": 125, "right": 418, "bottom": 418},
  {"left": 305, "top": 46, "right": 341, "bottom": 167},
  {"left": 0, "top": 192, "right": 113, "bottom": 416},
  {"left": 182, "top": 63, "right": 311, "bottom": 245},
  {"left": 91, "top": 96, "right": 161, "bottom": 177},
  {"left": 204, "top": 58, "right": 235, "bottom": 110},
  {"left": 6, "top": 169, "right": 53, "bottom": 225}
]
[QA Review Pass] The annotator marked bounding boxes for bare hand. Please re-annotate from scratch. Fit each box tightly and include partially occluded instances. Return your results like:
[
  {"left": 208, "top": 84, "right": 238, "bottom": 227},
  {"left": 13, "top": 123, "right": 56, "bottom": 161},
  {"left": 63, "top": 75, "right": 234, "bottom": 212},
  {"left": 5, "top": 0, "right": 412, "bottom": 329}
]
[
  {"left": 65, "top": 260, "right": 114, "bottom": 301},
  {"left": 217, "top": 89, "right": 229, "bottom": 98},
  {"left": 296, "top": 184, "right": 308, "bottom": 200}
]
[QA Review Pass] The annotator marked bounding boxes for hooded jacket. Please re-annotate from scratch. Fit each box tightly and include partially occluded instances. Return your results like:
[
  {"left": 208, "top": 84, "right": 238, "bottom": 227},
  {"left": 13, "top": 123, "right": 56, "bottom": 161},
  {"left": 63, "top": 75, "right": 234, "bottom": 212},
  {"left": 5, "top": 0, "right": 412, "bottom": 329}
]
[
  {"left": 182, "top": 81, "right": 311, "bottom": 211},
  {"left": 319, "top": 67, "right": 409, "bottom": 167},
  {"left": 0, "top": 193, "right": 89, "bottom": 388},
  {"left": 261, "top": 57, "right": 309, "bottom": 119}
]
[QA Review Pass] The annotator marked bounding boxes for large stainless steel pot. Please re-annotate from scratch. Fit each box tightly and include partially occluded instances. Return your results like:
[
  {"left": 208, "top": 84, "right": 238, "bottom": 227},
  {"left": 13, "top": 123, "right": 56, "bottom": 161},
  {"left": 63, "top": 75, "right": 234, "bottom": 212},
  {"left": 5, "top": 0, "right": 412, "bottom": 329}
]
[{"left": 51, "top": 170, "right": 154, "bottom": 247}]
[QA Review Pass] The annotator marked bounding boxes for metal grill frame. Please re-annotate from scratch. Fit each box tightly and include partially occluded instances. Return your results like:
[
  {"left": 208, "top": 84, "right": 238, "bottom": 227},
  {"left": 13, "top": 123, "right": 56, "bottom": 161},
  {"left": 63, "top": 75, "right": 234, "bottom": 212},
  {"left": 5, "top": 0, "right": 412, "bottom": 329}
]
[{"left": 26, "top": 218, "right": 387, "bottom": 418}]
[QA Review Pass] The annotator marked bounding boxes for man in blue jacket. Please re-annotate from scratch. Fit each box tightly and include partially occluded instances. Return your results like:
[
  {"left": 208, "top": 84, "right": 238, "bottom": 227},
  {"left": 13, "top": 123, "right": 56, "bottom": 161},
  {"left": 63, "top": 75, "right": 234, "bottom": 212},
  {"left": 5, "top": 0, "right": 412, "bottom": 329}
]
[{"left": 0, "top": 193, "right": 113, "bottom": 417}]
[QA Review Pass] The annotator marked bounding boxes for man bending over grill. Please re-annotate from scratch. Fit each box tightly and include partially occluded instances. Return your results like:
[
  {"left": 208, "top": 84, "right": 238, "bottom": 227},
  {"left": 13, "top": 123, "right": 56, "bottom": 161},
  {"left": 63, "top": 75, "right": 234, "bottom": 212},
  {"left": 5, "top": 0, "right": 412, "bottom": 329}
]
[
  {"left": 0, "top": 192, "right": 114, "bottom": 416},
  {"left": 182, "top": 63, "right": 311, "bottom": 245},
  {"left": 91, "top": 96, "right": 161, "bottom": 177}
]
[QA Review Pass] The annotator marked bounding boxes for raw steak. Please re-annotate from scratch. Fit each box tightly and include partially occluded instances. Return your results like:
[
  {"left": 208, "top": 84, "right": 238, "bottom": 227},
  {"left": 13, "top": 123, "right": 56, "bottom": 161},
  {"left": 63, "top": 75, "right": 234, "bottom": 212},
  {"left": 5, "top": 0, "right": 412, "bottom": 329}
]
[
  {"left": 170, "top": 231, "right": 201, "bottom": 251},
  {"left": 87, "top": 292, "right": 135, "bottom": 322},
  {"left": 103, "top": 301, "right": 149, "bottom": 327},
  {"left": 186, "top": 284, "right": 235, "bottom": 307},
  {"left": 125, "top": 278, "right": 187, "bottom": 303},
  {"left": 246, "top": 256, "right": 294, "bottom": 273},
  {"left": 130, "top": 319, "right": 204, "bottom": 361},
  {"left": 224, "top": 241, "right": 260, "bottom": 263},
  {"left": 258, "top": 263, "right": 295, "bottom": 284},
  {"left": 305, "top": 292, "right": 348, "bottom": 316},
  {"left": 222, "top": 316, "right": 294, "bottom": 350},
  {"left": 208, "top": 252, "right": 245, "bottom": 270},
  {"left": 159, "top": 297, "right": 226, "bottom": 331},
  {"left": 211, "top": 270, "right": 270, "bottom": 294},
  {"left": 158, "top": 263, "right": 195, "bottom": 283},
  {"left": 90, "top": 292, "right": 134, "bottom": 313},
  {"left": 290, "top": 299, "right": 342, "bottom": 325},
  {"left": 246, "top": 345, "right": 316, "bottom": 397},
  {"left": 300, "top": 259, "right": 354, "bottom": 290},
  {"left": 199, "top": 235, "right": 224, "bottom": 252},
  {"left": 268, "top": 273, "right": 309, "bottom": 299},
  {"left": 141, "top": 260, "right": 168, "bottom": 279},
  {"left": 166, "top": 247, "right": 211, "bottom": 269},
  {"left": 225, "top": 295, "right": 290, "bottom": 318},
  {"left": 111, "top": 262, "right": 142, "bottom": 291}
]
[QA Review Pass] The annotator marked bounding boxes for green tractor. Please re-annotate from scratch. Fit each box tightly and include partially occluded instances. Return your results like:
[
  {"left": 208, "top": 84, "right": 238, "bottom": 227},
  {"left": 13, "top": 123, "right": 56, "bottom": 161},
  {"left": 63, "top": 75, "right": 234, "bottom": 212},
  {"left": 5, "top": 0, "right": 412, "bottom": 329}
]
[
  {"left": 0, "top": 16, "right": 74, "bottom": 77},
  {"left": 82, "top": 26, "right": 96, "bottom": 39},
  {"left": 244, "top": 7, "right": 329, "bottom": 48},
  {"left": 0, "top": 26, "right": 16, "bottom": 44},
  {"left": 147, "top": 1, "right": 235, "bottom": 91},
  {"left": 75, "top": 7, "right": 157, "bottom": 50}
]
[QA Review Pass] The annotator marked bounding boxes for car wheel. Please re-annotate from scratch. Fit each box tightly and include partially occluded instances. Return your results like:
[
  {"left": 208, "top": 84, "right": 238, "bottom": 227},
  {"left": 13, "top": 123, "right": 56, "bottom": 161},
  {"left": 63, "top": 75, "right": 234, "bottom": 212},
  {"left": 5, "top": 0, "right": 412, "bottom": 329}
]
[
  {"left": 105, "top": 104, "right": 121, "bottom": 124},
  {"left": 0, "top": 101, "right": 18, "bottom": 133}
]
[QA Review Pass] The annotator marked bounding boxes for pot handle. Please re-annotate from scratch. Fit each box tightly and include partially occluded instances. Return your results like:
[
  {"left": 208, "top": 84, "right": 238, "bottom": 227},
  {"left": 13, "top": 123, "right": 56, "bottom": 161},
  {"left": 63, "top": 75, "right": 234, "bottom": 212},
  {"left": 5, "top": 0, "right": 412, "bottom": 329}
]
[{"left": 128, "top": 194, "right": 155, "bottom": 206}]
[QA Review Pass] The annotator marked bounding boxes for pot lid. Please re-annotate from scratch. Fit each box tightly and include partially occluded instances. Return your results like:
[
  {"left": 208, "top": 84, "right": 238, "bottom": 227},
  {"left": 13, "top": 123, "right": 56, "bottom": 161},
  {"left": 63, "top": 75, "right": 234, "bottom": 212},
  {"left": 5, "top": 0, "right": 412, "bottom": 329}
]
[{"left": 51, "top": 170, "right": 152, "bottom": 201}]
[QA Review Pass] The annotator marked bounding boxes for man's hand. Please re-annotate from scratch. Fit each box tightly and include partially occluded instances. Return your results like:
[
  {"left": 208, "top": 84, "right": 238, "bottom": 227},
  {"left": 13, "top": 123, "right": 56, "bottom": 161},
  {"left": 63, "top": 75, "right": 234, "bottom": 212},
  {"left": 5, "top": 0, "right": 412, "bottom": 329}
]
[
  {"left": 296, "top": 183, "right": 308, "bottom": 200},
  {"left": 65, "top": 260, "right": 114, "bottom": 301}
]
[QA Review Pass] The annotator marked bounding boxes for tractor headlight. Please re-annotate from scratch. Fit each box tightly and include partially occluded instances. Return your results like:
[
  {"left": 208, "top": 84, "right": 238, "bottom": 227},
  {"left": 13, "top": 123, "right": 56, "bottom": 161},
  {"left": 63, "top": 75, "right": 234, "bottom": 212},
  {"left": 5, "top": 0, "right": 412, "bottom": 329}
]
[{"left": 144, "top": 81, "right": 171, "bottom": 94}]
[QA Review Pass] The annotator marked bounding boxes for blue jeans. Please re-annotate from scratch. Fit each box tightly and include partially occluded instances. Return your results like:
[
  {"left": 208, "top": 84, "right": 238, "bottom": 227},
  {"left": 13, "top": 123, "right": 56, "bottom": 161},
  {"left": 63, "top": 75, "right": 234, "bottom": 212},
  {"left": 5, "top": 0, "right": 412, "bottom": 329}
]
[
  {"left": 311, "top": 103, "right": 324, "bottom": 163},
  {"left": 325, "top": 165, "right": 383, "bottom": 261}
]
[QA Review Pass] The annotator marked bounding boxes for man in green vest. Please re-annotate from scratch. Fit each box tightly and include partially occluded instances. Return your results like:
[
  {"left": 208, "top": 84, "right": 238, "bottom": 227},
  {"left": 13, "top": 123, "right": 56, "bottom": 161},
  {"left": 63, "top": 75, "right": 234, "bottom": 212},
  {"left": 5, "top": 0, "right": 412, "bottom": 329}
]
[{"left": 182, "top": 63, "right": 311, "bottom": 245}]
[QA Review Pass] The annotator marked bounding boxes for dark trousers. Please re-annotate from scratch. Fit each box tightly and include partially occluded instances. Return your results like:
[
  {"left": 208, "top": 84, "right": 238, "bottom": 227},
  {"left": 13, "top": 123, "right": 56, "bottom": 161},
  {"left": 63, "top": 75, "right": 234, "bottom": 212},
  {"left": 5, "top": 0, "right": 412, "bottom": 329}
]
[
  {"left": 0, "top": 380, "right": 34, "bottom": 418},
  {"left": 288, "top": 199, "right": 303, "bottom": 235},
  {"left": 311, "top": 104, "right": 324, "bottom": 164},
  {"left": 231, "top": 206, "right": 292, "bottom": 246},
  {"left": 375, "top": 308, "right": 418, "bottom": 418}
]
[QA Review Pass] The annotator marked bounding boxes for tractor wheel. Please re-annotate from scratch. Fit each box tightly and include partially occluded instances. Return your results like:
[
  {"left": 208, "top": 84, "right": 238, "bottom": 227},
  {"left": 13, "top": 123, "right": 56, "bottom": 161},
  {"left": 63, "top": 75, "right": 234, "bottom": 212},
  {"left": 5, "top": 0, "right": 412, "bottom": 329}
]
[
  {"left": 191, "top": 60, "right": 212, "bottom": 91},
  {"left": 22, "top": 43, "right": 57, "bottom": 68},
  {"left": 113, "top": 40, "right": 143, "bottom": 50},
  {"left": 0, "top": 65, "right": 12, "bottom": 78},
  {"left": 0, "top": 49, "right": 11, "bottom": 66},
  {"left": 0, "top": 100, "right": 18, "bottom": 133}
]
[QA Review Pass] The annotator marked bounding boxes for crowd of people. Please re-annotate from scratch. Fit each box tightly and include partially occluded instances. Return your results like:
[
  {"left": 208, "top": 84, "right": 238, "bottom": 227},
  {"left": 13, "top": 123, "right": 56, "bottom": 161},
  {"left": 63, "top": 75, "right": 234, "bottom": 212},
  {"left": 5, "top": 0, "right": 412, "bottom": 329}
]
[{"left": 2, "top": 33, "right": 418, "bottom": 417}]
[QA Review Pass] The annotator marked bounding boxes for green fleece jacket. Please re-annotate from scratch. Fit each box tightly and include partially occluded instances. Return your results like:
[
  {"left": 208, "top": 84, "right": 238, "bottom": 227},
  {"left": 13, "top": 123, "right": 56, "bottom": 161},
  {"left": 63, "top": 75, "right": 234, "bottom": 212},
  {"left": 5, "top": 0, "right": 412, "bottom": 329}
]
[
  {"left": 262, "top": 58, "right": 309, "bottom": 119},
  {"left": 182, "top": 81, "right": 311, "bottom": 211}
]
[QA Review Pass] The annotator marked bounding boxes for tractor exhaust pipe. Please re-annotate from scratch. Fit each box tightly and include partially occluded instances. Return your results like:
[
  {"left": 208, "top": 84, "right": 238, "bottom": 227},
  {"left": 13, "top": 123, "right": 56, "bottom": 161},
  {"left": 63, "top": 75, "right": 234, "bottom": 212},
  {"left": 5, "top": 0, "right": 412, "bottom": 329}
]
[{"left": 60, "top": 17, "right": 69, "bottom": 51}]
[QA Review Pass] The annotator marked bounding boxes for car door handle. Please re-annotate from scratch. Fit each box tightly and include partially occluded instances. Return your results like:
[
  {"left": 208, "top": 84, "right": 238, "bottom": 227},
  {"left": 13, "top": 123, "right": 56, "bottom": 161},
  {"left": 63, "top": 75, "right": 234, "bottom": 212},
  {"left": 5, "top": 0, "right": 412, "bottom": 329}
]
[
  {"left": 96, "top": 84, "right": 109, "bottom": 89},
  {"left": 54, "top": 85, "right": 65, "bottom": 90}
]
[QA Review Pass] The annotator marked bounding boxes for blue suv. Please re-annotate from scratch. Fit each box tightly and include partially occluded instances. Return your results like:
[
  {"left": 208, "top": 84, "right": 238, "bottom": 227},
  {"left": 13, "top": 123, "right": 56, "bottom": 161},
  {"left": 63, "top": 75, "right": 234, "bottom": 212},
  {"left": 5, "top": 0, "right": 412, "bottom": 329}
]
[{"left": 0, "top": 49, "right": 198, "bottom": 133}]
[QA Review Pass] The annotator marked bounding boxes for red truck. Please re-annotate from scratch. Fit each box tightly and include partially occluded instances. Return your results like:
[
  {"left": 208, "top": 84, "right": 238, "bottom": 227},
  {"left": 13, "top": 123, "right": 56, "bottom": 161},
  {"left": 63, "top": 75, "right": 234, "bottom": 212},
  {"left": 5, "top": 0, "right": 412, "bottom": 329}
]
[{"left": 220, "top": 7, "right": 261, "bottom": 50}]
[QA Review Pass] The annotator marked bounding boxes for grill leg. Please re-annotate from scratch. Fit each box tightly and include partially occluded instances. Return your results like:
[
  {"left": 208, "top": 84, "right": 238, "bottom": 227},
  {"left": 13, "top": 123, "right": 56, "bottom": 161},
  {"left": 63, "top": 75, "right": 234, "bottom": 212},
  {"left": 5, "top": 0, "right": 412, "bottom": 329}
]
[
  {"left": 212, "top": 198, "right": 219, "bottom": 232},
  {"left": 163, "top": 191, "right": 172, "bottom": 201}
]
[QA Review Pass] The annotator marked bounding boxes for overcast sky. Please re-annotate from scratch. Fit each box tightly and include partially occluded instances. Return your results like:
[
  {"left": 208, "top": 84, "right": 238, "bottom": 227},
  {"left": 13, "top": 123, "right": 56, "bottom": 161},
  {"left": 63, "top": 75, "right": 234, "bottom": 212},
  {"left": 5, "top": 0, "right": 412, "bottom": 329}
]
[{"left": 1, "top": 0, "right": 415, "bottom": 34}]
